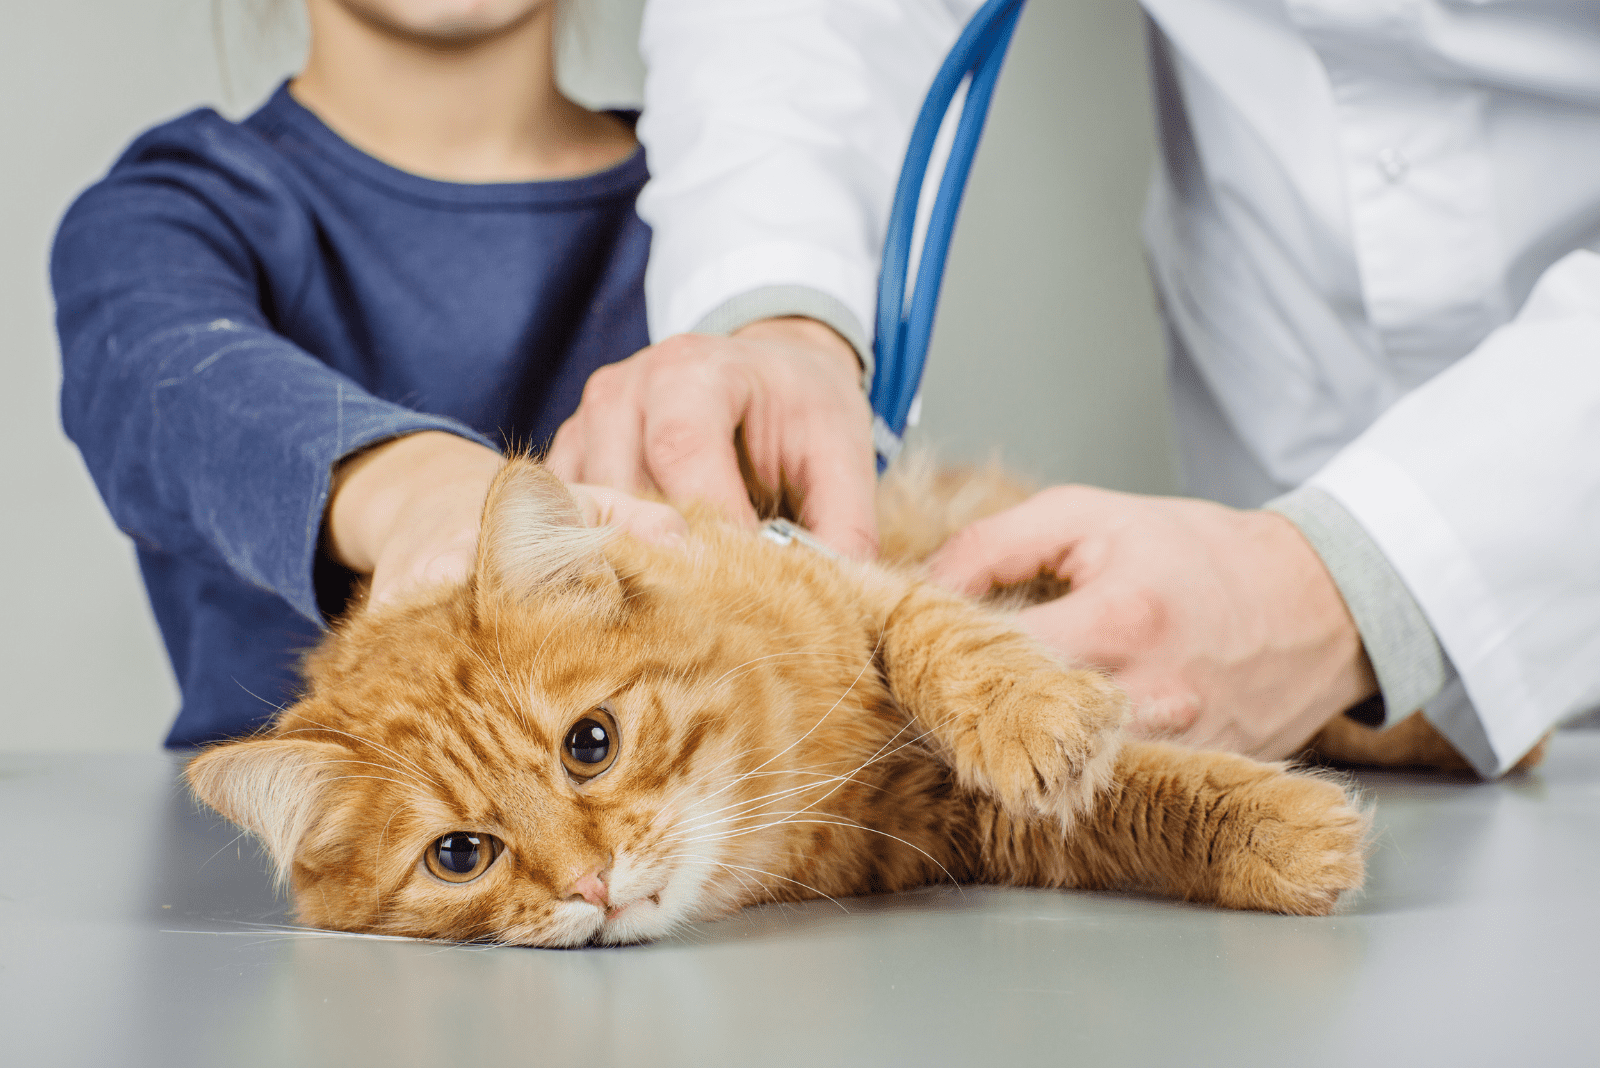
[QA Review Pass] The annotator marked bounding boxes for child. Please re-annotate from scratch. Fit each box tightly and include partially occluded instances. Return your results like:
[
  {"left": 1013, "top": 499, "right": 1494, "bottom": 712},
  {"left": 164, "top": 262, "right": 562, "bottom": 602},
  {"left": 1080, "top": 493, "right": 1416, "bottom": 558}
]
[{"left": 54, "top": 0, "right": 682, "bottom": 747}]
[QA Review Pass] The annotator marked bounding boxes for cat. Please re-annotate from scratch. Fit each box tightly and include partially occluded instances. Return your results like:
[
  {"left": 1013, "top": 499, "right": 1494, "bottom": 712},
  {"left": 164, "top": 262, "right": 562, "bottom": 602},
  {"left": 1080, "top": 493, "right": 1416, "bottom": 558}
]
[{"left": 187, "top": 457, "right": 1370, "bottom": 947}]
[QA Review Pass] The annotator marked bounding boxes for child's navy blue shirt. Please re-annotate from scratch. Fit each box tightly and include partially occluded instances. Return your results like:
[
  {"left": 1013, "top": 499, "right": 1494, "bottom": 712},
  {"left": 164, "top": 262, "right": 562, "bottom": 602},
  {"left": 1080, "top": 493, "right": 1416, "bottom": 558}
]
[{"left": 52, "top": 84, "right": 651, "bottom": 747}]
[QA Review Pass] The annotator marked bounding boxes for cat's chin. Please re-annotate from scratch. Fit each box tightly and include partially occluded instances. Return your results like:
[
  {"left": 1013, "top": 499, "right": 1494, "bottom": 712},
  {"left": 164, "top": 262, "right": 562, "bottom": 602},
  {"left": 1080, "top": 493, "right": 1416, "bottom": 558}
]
[
  {"left": 590, "top": 892, "right": 677, "bottom": 946},
  {"left": 507, "top": 890, "right": 678, "bottom": 948}
]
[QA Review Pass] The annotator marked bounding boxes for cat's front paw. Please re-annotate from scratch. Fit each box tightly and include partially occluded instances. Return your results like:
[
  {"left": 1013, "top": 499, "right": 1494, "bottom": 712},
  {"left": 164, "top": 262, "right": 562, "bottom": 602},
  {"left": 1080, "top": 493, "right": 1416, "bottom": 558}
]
[
  {"left": 1213, "top": 768, "right": 1369, "bottom": 916},
  {"left": 956, "top": 668, "right": 1127, "bottom": 826}
]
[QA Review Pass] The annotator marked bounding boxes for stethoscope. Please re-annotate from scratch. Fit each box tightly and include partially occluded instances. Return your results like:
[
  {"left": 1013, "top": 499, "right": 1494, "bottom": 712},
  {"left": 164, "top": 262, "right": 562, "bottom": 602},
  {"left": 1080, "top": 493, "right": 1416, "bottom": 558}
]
[{"left": 869, "top": 0, "right": 1028, "bottom": 472}]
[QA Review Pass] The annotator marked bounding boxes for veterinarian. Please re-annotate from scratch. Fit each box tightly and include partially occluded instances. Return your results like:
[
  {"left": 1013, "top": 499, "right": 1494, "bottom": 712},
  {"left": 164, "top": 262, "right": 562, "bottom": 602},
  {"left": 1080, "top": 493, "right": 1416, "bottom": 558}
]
[{"left": 561, "top": 0, "right": 1600, "bottom": 778}]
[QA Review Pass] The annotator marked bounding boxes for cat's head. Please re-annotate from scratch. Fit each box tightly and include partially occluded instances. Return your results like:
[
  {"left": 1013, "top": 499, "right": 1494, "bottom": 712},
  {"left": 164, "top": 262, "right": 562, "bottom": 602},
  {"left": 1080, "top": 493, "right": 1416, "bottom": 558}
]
[{"left": 188, "top": 460, "right": 880, "bottom": 946}]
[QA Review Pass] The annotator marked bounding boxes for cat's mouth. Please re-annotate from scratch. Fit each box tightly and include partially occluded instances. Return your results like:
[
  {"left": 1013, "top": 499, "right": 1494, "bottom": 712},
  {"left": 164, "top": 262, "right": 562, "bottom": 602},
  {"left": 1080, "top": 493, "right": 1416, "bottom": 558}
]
[{"left": 604, "top": 889, "right": 663, "bottom": 923}]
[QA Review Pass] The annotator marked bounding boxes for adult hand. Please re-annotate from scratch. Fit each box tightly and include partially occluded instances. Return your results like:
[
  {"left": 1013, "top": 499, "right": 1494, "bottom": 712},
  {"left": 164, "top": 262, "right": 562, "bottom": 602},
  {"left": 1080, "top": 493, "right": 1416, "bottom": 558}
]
[
  {"left": 326, "top": 431, "right": 686, "bottom": 607},
  {"left": 926, "top": 485, "right": 1377, "bottom": 760},
  {"left": 545, "top": 316, "right": 879, "bottom": 559}
]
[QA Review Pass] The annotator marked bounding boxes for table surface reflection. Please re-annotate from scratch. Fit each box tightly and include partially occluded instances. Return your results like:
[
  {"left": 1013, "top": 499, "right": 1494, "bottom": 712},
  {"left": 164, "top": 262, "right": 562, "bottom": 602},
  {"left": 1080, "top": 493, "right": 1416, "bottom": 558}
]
[{"left": 4, "top": 734, "right": 1598, "bottom": 1068}]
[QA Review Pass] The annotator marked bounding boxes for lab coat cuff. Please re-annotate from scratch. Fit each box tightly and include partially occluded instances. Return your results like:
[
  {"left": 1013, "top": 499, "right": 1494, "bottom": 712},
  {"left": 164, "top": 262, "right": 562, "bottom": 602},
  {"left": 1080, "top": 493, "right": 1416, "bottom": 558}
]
[
  {"left": 1265, "top": 485, "right": 1449, "bottom": 725},
  {"left": 1418, "top": 666, "right": 1500, "bottom": 780},
  {"left": 688, "top": 285, "right": 874, "bottom": 393}
]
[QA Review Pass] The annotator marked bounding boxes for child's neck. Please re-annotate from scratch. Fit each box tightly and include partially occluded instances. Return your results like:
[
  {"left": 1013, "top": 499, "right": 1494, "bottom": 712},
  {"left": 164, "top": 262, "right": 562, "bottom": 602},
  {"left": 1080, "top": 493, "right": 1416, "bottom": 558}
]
[{"left": 291, "top": 2, "right": 635, "bottom": 184}]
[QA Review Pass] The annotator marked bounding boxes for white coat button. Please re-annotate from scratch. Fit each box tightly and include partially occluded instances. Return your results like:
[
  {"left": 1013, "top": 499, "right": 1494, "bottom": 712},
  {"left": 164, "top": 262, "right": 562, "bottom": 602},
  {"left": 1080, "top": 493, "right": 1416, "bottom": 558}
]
[{"left": 1376, "top": 147, "right": 1408, "bottom": 184}]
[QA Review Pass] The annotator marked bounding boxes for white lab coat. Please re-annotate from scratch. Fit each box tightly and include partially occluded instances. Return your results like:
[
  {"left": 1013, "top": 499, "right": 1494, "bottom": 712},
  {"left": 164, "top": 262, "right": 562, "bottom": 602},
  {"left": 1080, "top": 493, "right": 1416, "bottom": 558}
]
[{"left": 637, "top": 0, "right": 1600, "bottom": 775}]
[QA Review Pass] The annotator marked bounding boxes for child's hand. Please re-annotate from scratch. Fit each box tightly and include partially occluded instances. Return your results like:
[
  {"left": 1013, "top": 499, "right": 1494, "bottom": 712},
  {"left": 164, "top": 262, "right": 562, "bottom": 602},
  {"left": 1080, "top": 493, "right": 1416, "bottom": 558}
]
[
  {"left": 327, "top": 432, "right": 685, "bottom": 608},
  {"left": 545, "top": 316, "right": 879, "bottom": 561}
]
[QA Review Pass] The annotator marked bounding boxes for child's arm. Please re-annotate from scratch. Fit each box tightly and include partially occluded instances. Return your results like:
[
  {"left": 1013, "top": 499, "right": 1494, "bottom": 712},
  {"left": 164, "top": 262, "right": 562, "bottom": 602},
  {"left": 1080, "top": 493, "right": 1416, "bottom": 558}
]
[
  {"left": 52, "top": 138, "right": 491, "bottom": 624},
  {"left": 56, "top": 128, "right": 688, "bottom": 621}
]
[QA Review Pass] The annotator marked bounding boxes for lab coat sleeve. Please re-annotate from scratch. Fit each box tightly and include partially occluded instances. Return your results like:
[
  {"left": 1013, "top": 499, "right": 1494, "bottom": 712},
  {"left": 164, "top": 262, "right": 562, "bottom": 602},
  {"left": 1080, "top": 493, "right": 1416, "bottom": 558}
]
[
  {"left": 635, "top": 0, "right": 984, "bottom": 368},
  {"left": 1309, "top": 249, "right": 1600, "bottom": 776},
  {"left": 53, "top": 161, "right": 491, "bottom": 625},
  {"left": 1267, "top": 484, "right": 1450, "bottom": 726}
]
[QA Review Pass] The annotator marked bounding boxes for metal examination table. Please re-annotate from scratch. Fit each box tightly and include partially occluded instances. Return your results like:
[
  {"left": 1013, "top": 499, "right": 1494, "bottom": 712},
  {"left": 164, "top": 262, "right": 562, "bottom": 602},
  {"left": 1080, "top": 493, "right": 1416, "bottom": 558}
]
[{"left": 4, "top": 733, "right": 1597, "bottom": 1067}]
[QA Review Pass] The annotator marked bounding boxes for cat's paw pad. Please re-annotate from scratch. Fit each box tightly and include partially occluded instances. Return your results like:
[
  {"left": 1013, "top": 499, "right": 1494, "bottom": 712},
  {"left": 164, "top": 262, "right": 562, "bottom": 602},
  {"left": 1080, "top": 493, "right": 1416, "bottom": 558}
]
[
  {"left": 962, "top": 669, "right": 1127, "bottom": 825},
  {"left": 1214, "top": 771, "right": 1369, "bottom": 916}
]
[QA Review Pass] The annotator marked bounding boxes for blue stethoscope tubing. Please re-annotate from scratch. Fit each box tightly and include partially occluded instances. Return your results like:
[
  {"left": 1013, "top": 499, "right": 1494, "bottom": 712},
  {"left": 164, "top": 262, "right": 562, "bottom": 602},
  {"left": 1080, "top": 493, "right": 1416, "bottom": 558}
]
[{"left": 869, "top": 0, "right": 1027, "bottom": 472}]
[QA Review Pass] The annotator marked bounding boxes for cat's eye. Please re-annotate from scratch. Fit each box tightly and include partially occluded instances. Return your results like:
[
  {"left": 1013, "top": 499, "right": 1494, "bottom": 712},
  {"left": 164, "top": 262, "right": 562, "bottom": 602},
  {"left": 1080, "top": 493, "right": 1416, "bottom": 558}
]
[
  {"left": 561, "top": 707, "right": 620, "bottom": 780},
  {"left": 423, "top": 832, "right": 502, "bottom": 884}
]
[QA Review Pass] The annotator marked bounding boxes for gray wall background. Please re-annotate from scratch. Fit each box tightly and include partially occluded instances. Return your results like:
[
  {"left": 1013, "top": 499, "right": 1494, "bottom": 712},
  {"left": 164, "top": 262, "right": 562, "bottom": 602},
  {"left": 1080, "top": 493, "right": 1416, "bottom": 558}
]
[{"left": 0, "top": 0, "right": 1171, "bottom": 751}]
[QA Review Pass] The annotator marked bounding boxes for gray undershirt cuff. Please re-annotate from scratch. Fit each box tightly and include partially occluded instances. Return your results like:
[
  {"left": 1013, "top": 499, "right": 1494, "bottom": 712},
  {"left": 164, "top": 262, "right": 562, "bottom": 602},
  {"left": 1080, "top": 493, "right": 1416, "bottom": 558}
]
[
  {"left": 689, "top": 285, "right": 874, "bottom": 393},
  {"left": 1265, "top": 485, "right": 1449, "bottom": 724}
]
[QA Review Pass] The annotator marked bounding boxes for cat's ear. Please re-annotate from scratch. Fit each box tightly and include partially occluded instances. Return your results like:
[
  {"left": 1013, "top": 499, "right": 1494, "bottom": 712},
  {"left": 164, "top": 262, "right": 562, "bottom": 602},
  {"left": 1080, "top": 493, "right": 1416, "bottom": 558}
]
[
  {"left": 186, "top": 738, "right": 351, "bottom": 888},
  {"left": 474, "top": 458, "right": 621, "bottom": 604}
]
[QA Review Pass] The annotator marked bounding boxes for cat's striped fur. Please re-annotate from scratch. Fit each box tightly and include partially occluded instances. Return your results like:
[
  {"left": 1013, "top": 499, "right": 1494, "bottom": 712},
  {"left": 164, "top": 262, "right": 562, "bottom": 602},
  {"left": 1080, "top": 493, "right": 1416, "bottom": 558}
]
[{"left": 188, "top": 458, "right": 1369, "bottom": 946}]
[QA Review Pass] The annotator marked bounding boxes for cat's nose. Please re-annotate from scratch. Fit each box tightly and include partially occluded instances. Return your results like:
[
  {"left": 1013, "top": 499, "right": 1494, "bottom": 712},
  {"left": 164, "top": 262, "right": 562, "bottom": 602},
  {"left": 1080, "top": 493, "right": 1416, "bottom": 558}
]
[{"left": 567, "top": 865, "right": 610, "bottom": 909}]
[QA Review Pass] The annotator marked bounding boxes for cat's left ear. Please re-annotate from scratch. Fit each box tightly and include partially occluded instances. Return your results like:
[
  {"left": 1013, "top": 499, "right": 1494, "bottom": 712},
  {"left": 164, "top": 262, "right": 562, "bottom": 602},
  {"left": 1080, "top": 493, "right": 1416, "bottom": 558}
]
[
  {"left": 186, "top": 737, "right": 352, "bottom": 889},
  {"left": 474, "top": 458, "right": 622, "bottom": 607}
]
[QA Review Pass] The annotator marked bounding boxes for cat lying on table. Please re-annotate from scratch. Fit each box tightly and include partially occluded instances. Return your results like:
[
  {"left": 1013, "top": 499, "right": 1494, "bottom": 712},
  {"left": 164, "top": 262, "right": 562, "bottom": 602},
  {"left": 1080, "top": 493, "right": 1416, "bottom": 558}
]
[{"left": 190, "top": 456, "right": 1384, "bottom": 947}]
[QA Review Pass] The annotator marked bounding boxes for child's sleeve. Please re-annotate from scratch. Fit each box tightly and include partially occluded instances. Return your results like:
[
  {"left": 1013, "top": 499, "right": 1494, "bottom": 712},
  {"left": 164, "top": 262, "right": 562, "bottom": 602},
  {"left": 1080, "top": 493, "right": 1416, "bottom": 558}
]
[{"left": 52, "top": 146, "right": 491, "bottom": 625}]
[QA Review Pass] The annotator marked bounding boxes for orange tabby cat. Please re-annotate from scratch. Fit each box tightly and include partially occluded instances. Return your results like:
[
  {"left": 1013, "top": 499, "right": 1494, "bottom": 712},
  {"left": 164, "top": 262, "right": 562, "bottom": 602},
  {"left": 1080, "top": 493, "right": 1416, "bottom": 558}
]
[{"left": 188, "top": 458, "right": 1368, "bottom": 947}]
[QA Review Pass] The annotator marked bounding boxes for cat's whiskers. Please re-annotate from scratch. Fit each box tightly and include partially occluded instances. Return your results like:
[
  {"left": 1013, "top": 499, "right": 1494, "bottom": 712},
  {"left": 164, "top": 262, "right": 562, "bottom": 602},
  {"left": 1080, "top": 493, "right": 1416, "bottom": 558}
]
[
  {"left": 667, "top": 768, "right": 877, "bottom": 833},
  {"left": 665, "top": 739, "right": 794, "bottom": 795},
  {"left": 665, "top": 853, "right": 773, "bottom": 914},
  {"left": 665, "top": 787, "right": 836, "bottom": 857},
  {"left": 663, "top": 736, "right": 929, "bottom": 870},
  {"left": 669, "top": 854, "right": 852, "bottom": 913},
  {"left": 672, "top": 706, "right": 932, "bottom": 835},
  {"left": 670, "top": 716, "right": 962, "bottom": 890},
  {"left": 636, "top": 650, "right": 874, "bottom": 805},
  {"left": 675, "top": 637, "right": 866, "bottom": 692},
  {"left": 689, "top": 635, "right": 885, "bottom": 810},
  {"left": 698, "top": 857, "right": 763, "bottom": 903},
  {"left": 664, "top": 840, "right": 853, "bottom": 907},
  {"left": 679, "top": 732, "right": 922, "bottom": 814},
  {"left": 163, "top": 921, "right": 453, "bottom": 947},
  {"left": 698, "top": 766, "right": 891, "bottom": 792},
  {"left": 681, "top": 815, "right": 960, "bottom": 888},
  {"left": 668, "top": 649, "right": 864, "bottom": 726},
  {"left": 666, "top": 772, "right": 877, "bottom": 860},
  {"left": 278, "top": 722, "right": 443, "bottom": 791},
  {"left": 198, "top": 827, "right": 254, "bottom": 874},
  {"left": 231, "top": 679, "right": 291, "bottom": 717}
]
